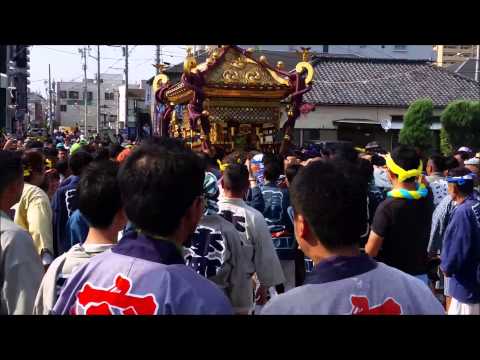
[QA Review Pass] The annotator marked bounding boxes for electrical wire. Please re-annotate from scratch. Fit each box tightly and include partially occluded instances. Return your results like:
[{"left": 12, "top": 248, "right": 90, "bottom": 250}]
[{"left": 101, "top": 45, "right": 137, "bottom": 75}]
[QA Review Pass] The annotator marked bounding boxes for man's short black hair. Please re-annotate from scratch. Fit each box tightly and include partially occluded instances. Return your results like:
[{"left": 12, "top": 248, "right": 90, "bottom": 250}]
[
  {"left": 93, "top": 148, "right": 110, "bottom": 162},
  {"left": 25, "top": 140, "right": 43, "bottom": 150},
  {"left": 448, "top": 167, "right": 474, "bottom": 195},
  {"left": 118, "top": 138, "right": 205, "bottom": 236},
  {"left": 445, "top": 156, "right": 460, "bottom": 171},
  {"left": 290, "top": 160, "right": 367, "bottom": 250},
  {"left": 22, "top": 150, "right": 45, "bottom": 179},
  {"left": 429, "top": 154, "right": 446, "bottom": 173},
  {"left": 264, "top": 158, "right": 283, "bottom": 182},
  {"left": 0, "top": 150, "right": 23, "bottom": 195},
  {"left": 222, "top": 164, "right": 249, "bottom": 194},
  {"left": 196, "top": 152, "right": 217, "bottom": 170},
  {"left": 371, "top": 154, "right": 386, "bottom": 167},
  {"left": 78, "top": 160, "right": 122, "bottom": 229},
  {"left": 285, "top": 164, "right": 302, "bottom": 184},
  {"left": 390, "top": 145, "right": 421, "bottom": 183},
  {"left": 141, "top": 136, "right": 186, "bottom": 151},
  {"left": 454, "top": 151, "right": 471, "bottom": 161},
  {"left": 44, "top": 147, "right": 58, "bottom": 157},
  {"left": 68, "top": 150, "right": 93, "bottom": 176},
  {"left": 331, "top": 143, "right": 358, "bottom": 164},
  {"left": 358, "top": 158, "right": 374, "bottom": 183},
  {"left": 55, "top": 160, "right": 69, "bottom": 177},
  {"left": 108, "top": 143, "right": 124, "bottom": 159}
]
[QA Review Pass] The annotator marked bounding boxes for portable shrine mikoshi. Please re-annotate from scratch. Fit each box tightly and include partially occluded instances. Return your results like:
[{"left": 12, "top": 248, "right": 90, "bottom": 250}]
[{"left": 152, "top": 45, "right": 314, "bottom": 153}]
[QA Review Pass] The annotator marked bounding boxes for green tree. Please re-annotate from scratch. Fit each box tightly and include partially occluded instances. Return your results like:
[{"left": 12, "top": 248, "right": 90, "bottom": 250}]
[
  {"left": 441, "top": 100, "right": 480, "bottom": 152},
  {"left": 440, "top": 128, "right": 453, "bottom": 156},
  {"left": 399, "top": 99, "right": 434, "bottom": 153}
]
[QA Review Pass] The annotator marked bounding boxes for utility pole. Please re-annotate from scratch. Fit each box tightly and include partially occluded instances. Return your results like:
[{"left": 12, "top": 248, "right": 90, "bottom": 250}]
[
  {"left": 124, "top": 45, "right": 128, "bottom": 132},
  {"left": 97, "top": 45, "right": 101, "bottom": 134},
  {"left": 79, "top": 47, "right": 88, "bottom": 136},
  {"left": 155, "top": 45, "right": 161, "bottom": 74},
  {"left": 116, "top": 89, "right": 119, "bottom": 136},
  {"left": 48, "top": 64, "right": 53, "bottom": 135},
  {"left": 475, "top": 44, "right": 479, "bottom": 82}
]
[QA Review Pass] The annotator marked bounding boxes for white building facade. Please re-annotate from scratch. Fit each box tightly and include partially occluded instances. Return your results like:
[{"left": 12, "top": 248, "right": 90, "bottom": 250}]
[{"left": 55, "top": 73, "right": 123, "bottom": 133}]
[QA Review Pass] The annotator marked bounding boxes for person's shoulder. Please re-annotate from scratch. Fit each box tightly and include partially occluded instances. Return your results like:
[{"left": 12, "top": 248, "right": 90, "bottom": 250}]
[
  {"left": 453, "top": 199, "right": 478, "bottom": 218},
  {"left": 68, "top": 209, "right": 85, "bottom": 223},
  {"left": 45, "top": 252, "right": 69, "bottom": 276},
  {"left": 373, "top": 263, "right": 444, "bottom": 313},
  {"left": 162, "top": 264, "right": 230, "bottom": 297},
  {"left": 1, "top": 223, "right": 39, "bottom": 263},
  {"left": 374, "top": 262, "right": 431, "bottom": 292},
  {"left": 66, "top": 243, "right": 94, "bottom": 257},
  {"left": 261, "top": 286, "right": 312, "bottom": 314},
  {"left": 58, "top": 176, "right": 77, "bottom": 191},
  {"left": 1, "top": 221, "right": 33, "bottom": 247},
  {"left": 243, "top": 202, "right": 264, "bottom": 218},
  {"left": 203, "top": 213, "right": 234, "bottom": 230},
  {"left": 375, "top": 196, "right": 395, "bottom": 211},
  {"left": 437, "top": 194, "right": 453, "bottom": 208},
  {"left": 164, "top": 264, "right": 213, "bottom": 284},
  {"left": 23, "top": 183, "right": 49, "bottom": 203}
]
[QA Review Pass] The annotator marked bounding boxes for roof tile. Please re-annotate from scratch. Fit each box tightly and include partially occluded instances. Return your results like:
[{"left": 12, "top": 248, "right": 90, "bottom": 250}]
[{"left": 305, "top": 57, "right": 480, "bottom": 107}]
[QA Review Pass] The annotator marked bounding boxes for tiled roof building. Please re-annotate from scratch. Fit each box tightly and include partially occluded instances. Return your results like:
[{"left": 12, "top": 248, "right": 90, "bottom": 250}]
[{"left": 304, "top": 57, "right": 480, "bottom": 107}]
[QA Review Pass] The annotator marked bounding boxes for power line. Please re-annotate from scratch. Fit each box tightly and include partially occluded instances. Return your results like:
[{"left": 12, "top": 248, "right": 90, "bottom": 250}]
[
  {"left": 135, "top": 58, "right": 154, "bottom": 70},
  {"left": 102, "top": 45, "right": 137, "bottom": 75},
  {"left": 38, "top": 45, "right": 175, "bottom": 61},
  {"left": 37, "top": 46, "right": 79, "bottom": 55}
]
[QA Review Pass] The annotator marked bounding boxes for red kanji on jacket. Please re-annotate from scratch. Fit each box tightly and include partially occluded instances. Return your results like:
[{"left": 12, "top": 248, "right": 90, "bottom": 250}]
[
  {"left": 350, "top": 295, "right": 402, "bottom": 315},
  {"left": 73, "top": 274, "right": 159, "bottom": 315}
]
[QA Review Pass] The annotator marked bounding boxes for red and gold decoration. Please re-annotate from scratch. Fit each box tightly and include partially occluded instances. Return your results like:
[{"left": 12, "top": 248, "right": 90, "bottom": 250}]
[{"left": 153, "top": 45, "right": 314, "bottom": 151}]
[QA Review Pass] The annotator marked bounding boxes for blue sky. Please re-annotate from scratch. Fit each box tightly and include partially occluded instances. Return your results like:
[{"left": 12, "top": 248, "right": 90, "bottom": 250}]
[{"left": 30, "top": 45, "right": 186, "bottom": 96}]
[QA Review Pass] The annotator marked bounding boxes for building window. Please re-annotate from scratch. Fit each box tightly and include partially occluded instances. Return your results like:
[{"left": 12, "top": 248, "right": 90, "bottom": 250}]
[
  {"left": 87, "top": 92, "right": 93, "bottom": 101},
  {"left": 60, "top": 105, "right": 67, "bottom": 112},
  {"left": 393, "top": 45, "right": 408, "bottom": 51},
  {"left": 59, "top": 91, "right": 67, "bottom": 99},
  {"left": 359, "top": 45, "right": 367, "bottom": 48},
  {"left": 105, "top": 92, "right": 114, "bottom": 100},
  {"left": 322, "top": 45, "right": 329, "bottom": 53},
  {"left": 68, "top": 91, "right": 79, "bottom": 99}
]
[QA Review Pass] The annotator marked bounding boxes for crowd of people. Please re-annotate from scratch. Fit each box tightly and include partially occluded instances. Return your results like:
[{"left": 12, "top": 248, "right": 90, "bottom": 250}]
[{"left": 1, "top": 130, "right": 479, "bottom": 315}]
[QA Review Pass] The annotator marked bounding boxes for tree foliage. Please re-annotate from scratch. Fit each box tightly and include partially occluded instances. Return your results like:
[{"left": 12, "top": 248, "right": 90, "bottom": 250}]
[
  {"left": 399, "top": 99, "right": 434, "bottom": 152},
  {"left": 440, "top": 128, "right": 453, "bottom": 156},
  {"left": 441, "top": 100, "right": 480, "bottom": 153}
]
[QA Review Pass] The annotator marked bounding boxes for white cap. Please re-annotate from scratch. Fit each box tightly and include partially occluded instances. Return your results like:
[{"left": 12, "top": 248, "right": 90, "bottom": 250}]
[
  {"left": 464, "top": 157, "right": 480, "bottom": 166},
  {"left": 458, "top": 146, "right": 472, "bottom": 153}
]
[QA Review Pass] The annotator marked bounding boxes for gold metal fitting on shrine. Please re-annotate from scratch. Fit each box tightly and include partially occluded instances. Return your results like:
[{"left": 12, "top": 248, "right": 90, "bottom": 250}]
[
  {"left": 259, "top": 55, "right": 268, "bottom": 64},
  {"left": 294, "top": 47, "right": 314, "bottom": 85},
  {"left": 184, "top": 47, "right": 197, "bottom": 74}
]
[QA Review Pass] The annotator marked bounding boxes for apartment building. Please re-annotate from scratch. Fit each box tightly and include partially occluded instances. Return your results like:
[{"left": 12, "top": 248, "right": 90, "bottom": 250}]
[
  {"left": 55, "top": 73, "right": 123, "bottom": 133},
  {"left": 435, "top": 45, "right": 478, "bottom": 67}
]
